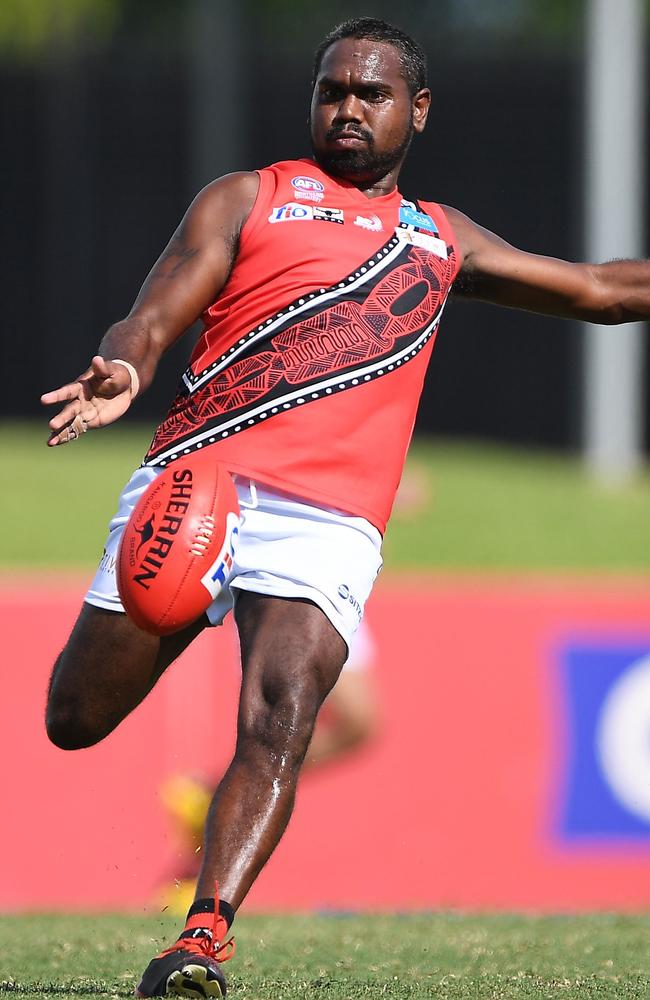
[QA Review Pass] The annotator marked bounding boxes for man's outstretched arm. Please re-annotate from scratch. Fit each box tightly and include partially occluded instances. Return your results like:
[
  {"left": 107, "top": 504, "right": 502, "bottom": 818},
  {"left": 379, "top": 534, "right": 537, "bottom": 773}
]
[
  {"left": 41, "top": 171, "right": 259, "bottom": 446},
  {"left": 447, "top": 205, "right": 650, "bottom": 324}
]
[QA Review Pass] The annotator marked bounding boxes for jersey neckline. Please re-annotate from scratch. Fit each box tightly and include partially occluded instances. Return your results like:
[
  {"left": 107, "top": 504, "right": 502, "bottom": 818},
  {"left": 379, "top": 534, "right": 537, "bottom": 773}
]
[{"left": 297, "top": 157, "right": 402, "bottom": 206}]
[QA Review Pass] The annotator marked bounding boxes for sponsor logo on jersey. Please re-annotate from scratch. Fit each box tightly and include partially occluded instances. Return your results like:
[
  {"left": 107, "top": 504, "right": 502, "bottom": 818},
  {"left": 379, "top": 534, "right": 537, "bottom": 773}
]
[
  {"left": 269, "top": 203, "right": 314, "bottom": 223},
  {"left": 395, "top": 226, "right": 448, "bottom": 259},
  {"left": 268, "top": 203, "right": 343, "bottom": 224},
  {"left": 313, "top": 206, "right": 344, "bottom": 224},
  {"left": 399, "top": 204, "right": 439, "bottom": 233},
  {"left": 291, "top": 176, "right": 324, "bottom": 193},
  {"left": 338, "top": 583, "right": 363, "bottom": 620},
  {"left": 354, "top": 213, "right": 383, "bottom": 232},
  {"left": 291, "top": 175, "right": 325, "bottom": 202}
]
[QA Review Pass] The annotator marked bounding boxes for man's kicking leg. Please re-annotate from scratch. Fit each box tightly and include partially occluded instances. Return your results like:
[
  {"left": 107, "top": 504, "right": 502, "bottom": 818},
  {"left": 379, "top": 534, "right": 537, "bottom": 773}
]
[
  {"left": 46, "top": 603, "right": 207, "bottom": 750},
  {"left": 137, "top": 591, "right": 347, "bottom": 998}
]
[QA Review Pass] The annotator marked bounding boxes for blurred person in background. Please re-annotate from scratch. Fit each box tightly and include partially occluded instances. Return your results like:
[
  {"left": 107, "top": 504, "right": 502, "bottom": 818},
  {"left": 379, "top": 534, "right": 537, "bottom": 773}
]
[{"left": 41, "top": 15, "right": 650, "bottom": 999}]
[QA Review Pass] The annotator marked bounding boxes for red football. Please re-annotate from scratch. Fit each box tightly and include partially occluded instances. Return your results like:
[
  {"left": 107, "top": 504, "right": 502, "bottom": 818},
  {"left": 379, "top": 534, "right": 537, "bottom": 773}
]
[{"left": 117, "top": 454, "right": 240, "bottom": 636}]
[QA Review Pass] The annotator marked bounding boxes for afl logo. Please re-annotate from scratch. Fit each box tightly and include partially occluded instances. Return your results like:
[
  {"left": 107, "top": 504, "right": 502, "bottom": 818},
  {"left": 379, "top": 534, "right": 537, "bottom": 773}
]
[{"left": 291, "top": 175, "right": 325, "bottom": 202}]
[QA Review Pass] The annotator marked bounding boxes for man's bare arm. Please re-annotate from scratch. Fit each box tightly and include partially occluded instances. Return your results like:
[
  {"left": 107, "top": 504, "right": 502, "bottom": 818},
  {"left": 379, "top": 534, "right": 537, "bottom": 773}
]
[
  {"left": 447, "top": 205, "right": 650, "bottom": 324},
  {"left": 42, "top": 170, "right": 260, "bottom": 445}
]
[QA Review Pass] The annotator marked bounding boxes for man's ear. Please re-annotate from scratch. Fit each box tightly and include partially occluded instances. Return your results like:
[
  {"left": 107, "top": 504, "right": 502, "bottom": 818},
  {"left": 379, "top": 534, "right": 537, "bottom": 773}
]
[{"left": 412, "top": 88, "right": 431, "bottom": 134}]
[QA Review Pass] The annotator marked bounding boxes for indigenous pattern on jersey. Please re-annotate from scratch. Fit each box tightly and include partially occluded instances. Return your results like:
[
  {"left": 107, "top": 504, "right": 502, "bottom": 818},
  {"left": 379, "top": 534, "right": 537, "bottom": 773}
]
[{"left": 144, "top": 159, "right": 461, "bottom": 532}]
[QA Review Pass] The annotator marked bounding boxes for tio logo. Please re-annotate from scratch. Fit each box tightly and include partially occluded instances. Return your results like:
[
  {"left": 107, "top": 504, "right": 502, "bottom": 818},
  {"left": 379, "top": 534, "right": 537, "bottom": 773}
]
[
  {"left": 556, "top": 641, "right": 650, "bottom": 838},
  {"left": 268, "top": 203, "right": 313, "bottom": 223}
]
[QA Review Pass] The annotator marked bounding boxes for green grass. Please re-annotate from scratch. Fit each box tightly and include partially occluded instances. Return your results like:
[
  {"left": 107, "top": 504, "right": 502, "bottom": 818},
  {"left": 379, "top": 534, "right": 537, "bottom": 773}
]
[
  {"left": 1, "top": 421, "right": 648, "bottom": 571},
  {"left": 383, "top": 439, "right": 650, "bottom": 571},
  {"left": 0, "top": 912, "right": 648, "bottom": 999}
]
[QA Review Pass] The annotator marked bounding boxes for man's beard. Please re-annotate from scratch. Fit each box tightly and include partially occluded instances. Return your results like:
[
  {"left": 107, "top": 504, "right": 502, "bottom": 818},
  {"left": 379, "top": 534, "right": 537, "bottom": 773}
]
[{"left": 311, "top": 116, "right": 414, "bottom": 185}]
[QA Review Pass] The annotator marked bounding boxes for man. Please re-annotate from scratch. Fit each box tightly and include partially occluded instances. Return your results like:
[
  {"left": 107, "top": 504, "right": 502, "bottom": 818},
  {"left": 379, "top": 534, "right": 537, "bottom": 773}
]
[{"left": 42, "top": 16, "right": 650, "bottom": 999}]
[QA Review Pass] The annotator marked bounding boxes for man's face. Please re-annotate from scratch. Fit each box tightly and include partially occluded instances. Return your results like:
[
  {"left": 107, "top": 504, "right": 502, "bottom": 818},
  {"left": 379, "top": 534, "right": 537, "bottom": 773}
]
[{"left": 310, "top": 38, "right": 430, "bottom": 185}]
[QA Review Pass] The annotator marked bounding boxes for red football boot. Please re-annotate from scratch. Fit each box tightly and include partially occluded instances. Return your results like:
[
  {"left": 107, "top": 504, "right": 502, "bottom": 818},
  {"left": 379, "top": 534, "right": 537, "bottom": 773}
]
[{"left": 136, "top": 894, "right": 234, "bottom": 998}]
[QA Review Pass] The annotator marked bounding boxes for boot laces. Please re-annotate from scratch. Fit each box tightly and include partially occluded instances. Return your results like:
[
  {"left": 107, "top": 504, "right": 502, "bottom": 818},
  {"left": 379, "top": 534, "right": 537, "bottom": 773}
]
[
  {"left": 165, "top": 931, "right": 235, "bottom": 965},
  {"left": 161, "top": 885, "right": 235, "bottom": 965}
]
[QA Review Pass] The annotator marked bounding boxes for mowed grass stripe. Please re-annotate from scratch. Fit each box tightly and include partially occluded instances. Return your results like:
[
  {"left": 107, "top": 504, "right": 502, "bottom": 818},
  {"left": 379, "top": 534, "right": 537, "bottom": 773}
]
[
  {"left": 1, "top": 421, "right": 649, "bottom": 570},
  {"left": 0, "top": 913, "right": 648, "bottom": 999}
]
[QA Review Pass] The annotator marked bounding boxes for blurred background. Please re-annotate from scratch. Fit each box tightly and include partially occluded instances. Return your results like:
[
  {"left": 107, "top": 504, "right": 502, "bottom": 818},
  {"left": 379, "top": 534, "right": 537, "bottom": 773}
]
[
  {"left": 1, "top": 0, "right": 648, "bottom": 455},
  {"left": 0, "top": 0, "right": 649, "bottom": 915}
]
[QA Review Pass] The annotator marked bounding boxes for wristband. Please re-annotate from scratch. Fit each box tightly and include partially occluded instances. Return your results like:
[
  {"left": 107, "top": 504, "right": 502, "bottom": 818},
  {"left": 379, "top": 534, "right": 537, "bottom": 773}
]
[{"left": 112, "top": 359, "right": 140, "bottom": 399}]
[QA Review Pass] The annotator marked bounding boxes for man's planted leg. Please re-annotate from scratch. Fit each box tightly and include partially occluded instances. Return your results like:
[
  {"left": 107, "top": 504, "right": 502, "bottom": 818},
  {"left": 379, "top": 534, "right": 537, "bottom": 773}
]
[
  {"left": 46, "top": 602, "right": 206, "bottom": 750},
  {"left": 137, "top": 591, "right": 347, "bottom": 998},
  {"left": 199, "top": 591, "right": 347, "bottom": 903}
]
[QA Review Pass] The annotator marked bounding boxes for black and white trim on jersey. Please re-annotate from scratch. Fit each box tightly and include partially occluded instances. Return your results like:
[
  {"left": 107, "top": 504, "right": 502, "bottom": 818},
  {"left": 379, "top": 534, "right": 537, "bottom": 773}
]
[{"left": 144, "top": 223, "right": 456, "bottom": 468}]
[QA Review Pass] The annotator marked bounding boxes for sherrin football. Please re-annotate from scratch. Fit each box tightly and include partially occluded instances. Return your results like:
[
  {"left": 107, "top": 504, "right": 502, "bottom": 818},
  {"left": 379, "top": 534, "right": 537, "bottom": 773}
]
[{"left": 117, "top": 455, "right": 240, "bottom": 636}]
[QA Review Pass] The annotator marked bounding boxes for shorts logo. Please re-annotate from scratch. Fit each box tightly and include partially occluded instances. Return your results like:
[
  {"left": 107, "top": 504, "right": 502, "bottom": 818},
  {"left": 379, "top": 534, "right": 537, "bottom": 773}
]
[
  {"left": 338, "top": 583, "right": 362, "bottom": 620},
  {"left": 354, "top": 214, "right": 382, "bottom": 232},
  {"left": 269, "top": 203, "right": 314, "bottom": 223},
  {"left": 98, "top": 546, "right": 116, "bottom": 575},
  {"left": 201, "top": 514, "right": 241, "bottom": 598},
  {"left": 291, "top": 176, "right": 325, "bottom": 202},
  {"left": 313, "top": 206, "right": 344, "bottom": 224}
]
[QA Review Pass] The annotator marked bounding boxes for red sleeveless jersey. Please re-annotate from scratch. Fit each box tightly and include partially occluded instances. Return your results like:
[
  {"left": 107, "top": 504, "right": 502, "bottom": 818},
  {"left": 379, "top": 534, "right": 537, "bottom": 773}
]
[{"left": 144, "top": 159, "right": 461, "bottom": 533}]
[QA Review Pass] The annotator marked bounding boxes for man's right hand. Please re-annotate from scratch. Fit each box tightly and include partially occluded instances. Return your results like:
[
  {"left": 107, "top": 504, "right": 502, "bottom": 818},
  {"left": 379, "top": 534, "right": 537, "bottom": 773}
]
[{"left": 41, "top": 356, "right": 136, "bottom": 446}]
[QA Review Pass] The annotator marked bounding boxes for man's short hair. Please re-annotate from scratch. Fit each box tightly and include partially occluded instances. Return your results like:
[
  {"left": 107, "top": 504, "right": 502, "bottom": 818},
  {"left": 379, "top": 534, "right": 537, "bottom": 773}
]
[{"left": 312, "top": 17, "right": 427, "bottom": 97}]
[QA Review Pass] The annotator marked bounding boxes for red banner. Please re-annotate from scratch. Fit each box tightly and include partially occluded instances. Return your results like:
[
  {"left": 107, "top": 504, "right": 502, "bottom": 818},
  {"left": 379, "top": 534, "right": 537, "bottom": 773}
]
[{"left": 2, "top": 574, "right": 649, "bottom": 912}]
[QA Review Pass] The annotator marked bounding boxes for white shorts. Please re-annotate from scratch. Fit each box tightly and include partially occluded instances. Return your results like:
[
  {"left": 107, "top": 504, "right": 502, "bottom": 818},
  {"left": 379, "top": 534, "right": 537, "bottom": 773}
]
[{"left": 85, "top": 467, "right": 383, "bottom": 651}]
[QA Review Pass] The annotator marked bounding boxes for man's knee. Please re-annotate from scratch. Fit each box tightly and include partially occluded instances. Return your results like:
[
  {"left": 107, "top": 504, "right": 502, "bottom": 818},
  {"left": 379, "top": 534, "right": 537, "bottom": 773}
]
[
  {"left": 46, "top": 652, "right": 108, "bottom": 750},
  {"left": 46, "top": 700, "right": 104, "bottom": 751},
  {"left": 234, "top": 593, "right": 348, "bottom": 768},
  {"left": 45, "top": 602, "right": 204, "bottom": 751},
  {"left": 238, "top": 673, "right": 322, "bottom": 767},
  {"left": 45, "top": 603, "right": 151, "bottom": 751}
]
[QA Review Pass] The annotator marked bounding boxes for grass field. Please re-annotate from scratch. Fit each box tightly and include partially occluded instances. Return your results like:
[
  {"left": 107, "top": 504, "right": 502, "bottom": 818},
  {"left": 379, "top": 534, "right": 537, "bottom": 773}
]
[
  {"left": 1, "top": 912, "right": 649, "bottom": 999},
  {"left": 1, "top": 421, "right": 649, "bottom": 570}
]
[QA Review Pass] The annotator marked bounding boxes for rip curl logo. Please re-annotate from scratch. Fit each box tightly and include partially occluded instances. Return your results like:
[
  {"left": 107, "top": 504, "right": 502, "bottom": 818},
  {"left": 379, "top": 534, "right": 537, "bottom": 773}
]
[{"left": 395, "top": 227, "right": 448, "bottom": 260}]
